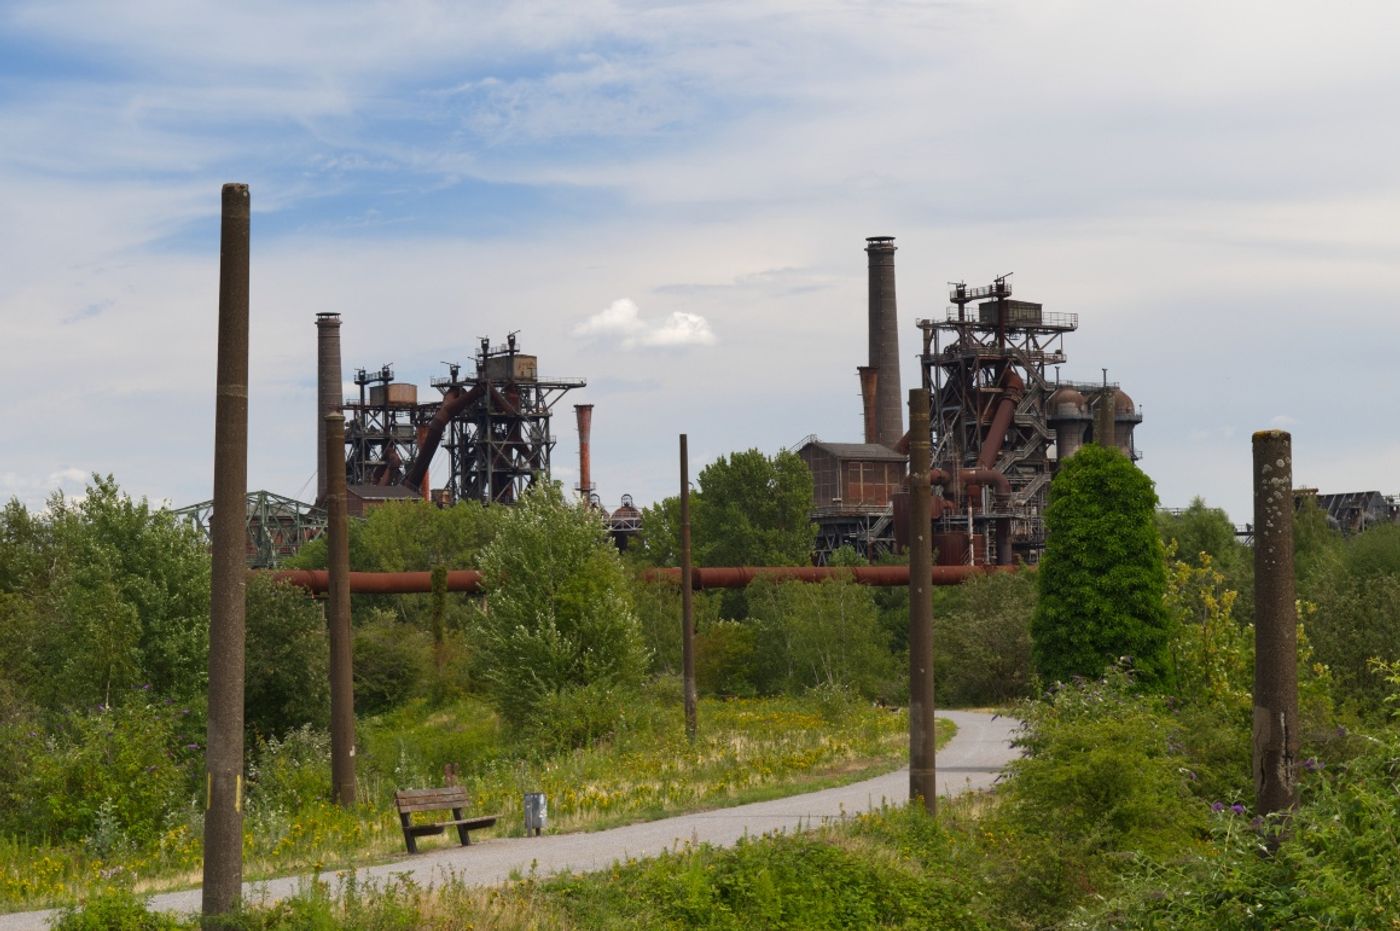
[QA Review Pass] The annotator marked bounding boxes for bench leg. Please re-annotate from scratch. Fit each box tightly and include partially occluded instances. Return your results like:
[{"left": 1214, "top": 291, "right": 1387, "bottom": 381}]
[
  {"left": 400, "top": 813, "right": 418, "bottom": 854},
  {"left": 452, "top": 808, "right": 471, "bottom": 846}
]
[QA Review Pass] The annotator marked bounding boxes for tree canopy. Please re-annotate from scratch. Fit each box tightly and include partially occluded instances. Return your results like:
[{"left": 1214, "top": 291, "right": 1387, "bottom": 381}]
[{"left": 1032, "top": 445, "right": 1172, "bottom": 687}]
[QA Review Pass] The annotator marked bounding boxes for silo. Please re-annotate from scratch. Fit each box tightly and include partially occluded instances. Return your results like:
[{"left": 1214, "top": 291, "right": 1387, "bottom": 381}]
[{"left": 1046, "top": 387, "right": 1090, "bottom": 461}]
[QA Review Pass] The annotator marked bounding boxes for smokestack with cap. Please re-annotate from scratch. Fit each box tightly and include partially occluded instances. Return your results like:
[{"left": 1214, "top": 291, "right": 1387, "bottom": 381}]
[
  {"left": 866, "top": 237, "right": 902, "bottom": 447},
  {"left": 575, "top": 404, "right": 594, "bottom": 498},
  {"left": 315, "top": 313, "right": 343, "bottom": 504}
]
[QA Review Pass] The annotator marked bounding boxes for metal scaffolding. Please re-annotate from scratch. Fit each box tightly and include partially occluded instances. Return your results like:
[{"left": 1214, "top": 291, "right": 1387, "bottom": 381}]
[
  {"left": 171, "top": 490, "right": 327, "bottom": 568},
  {"left": 343, "top": 364, "right": 421, "bottom": 488},
  {"left": 429, "top": 334, "right": 584, "bottom": 505},
  {"left": 917, "top": 276, "right": 1142, "bottom": 564}
]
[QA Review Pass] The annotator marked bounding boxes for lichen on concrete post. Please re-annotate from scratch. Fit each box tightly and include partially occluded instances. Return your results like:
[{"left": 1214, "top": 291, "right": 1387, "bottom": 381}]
[{"left": 1252, "top": 429, "right": 1298, "bottom": 821}]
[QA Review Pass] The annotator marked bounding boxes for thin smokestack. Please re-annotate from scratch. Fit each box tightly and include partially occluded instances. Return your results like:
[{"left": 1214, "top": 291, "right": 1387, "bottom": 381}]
[
  {"left": 866, "top": 237, "right": 902, "bottom": 447},
  {"left": 315, "top": 313, "right": 343, "bottom": 503},
  {"left": 575, "top": 404, "right": 594, "bottom": 497},
  {"left": 857, "top": 366, "right": 879, "bottom": 444}
]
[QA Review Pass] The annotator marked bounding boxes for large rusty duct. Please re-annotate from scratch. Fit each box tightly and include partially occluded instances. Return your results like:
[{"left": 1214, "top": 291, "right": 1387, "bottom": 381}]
[
  {"left": 315, "top": 313, "right": 343, "bottom": 504},
  {"left": 866, "top": 237, "right": 903, "bottom": 448}
]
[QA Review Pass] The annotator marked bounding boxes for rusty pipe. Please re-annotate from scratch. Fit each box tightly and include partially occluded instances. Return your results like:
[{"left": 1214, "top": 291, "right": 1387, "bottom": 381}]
[
  {"left": 976, "top": 369, "right": 1024, "bottom": 470},
  {"left": 641, "top": 564, "right": 1010, "bottom": 589},
  {"left": 402, "top": 383, "right": 484, "bottom": 491},
  {"left": 857, "top": 366, "right": 879, "bottom": 445},
  {"left": 269, "top": 569, "right": 485, "bottom": 594}
]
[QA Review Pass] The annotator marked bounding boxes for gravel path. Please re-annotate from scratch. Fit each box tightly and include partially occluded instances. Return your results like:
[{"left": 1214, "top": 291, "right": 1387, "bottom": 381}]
[{"left": 0, "top": 709, "right": 1019, "bottom": 930}]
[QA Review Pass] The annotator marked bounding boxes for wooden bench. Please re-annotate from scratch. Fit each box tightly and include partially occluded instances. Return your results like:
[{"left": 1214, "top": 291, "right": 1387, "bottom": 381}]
[{"left": 394, "top": 787, "right": 498, "bottom": 854}]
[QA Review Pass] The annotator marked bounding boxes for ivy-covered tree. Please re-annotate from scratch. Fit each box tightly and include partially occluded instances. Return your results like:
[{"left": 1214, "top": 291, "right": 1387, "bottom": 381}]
[{"left": 1031, "top": 445, "right": 1172, "bottom": 688}]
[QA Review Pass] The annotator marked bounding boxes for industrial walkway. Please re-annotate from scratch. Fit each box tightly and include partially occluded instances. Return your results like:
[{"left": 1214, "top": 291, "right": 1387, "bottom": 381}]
[{"left": 0, "top": 710, "right": 1019, "bottom": 930}]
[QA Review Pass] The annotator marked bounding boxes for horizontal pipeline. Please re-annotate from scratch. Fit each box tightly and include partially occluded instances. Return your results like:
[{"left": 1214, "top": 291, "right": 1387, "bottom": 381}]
[
  {"left": 268, "top": 564, "right": 1015, "bottom": 595},
  {"left": 642, "top": 565, "right": 1011, "bottom": 589},
  {"left": 268, "top": 569, "right": 484, "bottom": 594}
]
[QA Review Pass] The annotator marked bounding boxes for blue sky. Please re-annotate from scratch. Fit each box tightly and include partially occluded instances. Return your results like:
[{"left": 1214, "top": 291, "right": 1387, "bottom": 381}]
[{"left": 5, "top": 0, "right": 1400, "bottom": 523}]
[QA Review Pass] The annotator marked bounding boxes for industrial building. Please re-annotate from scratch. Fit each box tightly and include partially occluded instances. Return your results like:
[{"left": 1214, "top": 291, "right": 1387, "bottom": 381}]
[{"left": 803, "top": 237, "right": 1142, "bottom": 566}]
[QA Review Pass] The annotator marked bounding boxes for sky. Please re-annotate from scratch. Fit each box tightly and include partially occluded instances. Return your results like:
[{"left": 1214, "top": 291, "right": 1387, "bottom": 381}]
[{"left": 4, "top": 0, "right": 1400, "bottom": 525}]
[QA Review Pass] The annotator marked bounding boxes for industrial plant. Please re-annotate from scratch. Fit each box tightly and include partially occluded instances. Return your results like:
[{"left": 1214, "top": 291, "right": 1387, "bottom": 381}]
[{"left": 800, "top": 236, "right": 1141, "bottom": 567}]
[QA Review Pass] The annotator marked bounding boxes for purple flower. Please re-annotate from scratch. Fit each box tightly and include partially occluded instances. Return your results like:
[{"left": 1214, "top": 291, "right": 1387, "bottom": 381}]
[
  {"left": 184, "top": 743, "right": 200, "bottom": 751},
  {"left": 1210, "top": 801, "right": 1225, "bottom": 813},
  {"left": 1302, "top": 758, "right": 1324, "bottom": 772},
  {"left": 1230, "top": 803, "right": 1246, "bottom": 815}
]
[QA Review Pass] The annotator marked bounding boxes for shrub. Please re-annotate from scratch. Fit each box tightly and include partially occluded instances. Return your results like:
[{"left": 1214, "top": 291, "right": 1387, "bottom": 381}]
[
  {"left": 244, "top": 575, "right": 329, "bottom": 738},
  {"left": 473, "top": 484, "right": 647, "bottom": 742},
  {"left": 7, "top": 693, "right": 202, "bottom": 846},
  {"left": 936, "top": 570, "right": 1037, "bottom": 706},
  {"left": 352, "top": 609, "right": 432, "bottom": 715}
]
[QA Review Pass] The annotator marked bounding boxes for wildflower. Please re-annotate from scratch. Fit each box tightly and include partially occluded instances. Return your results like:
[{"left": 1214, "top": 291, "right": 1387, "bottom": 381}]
[
  {"left": 1302, "top": 757, "right": 1324, "bottom": 772},
  {"left": 1210, "top": 801, "right": 1225, "bottom": 813},
  {"left": 1230, "top": 803, "right": 1246, "bottom": 815}
]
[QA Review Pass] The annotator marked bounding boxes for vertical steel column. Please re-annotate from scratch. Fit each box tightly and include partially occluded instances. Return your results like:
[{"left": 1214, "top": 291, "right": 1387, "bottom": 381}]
[
  {"left": 1253, "top": 429, "right": 1298, "bottom": 819},
  {"left": 325, "top": 412, "right": 357, "bottom": 808},
  {"left": 908, "top": 388, "right": 937, "bottom": 813},
  {"left": 203, "top": 183, "right": 250, "bottom": 921},
  {"left": 680, "top": 434, "right": 697, "bottom": 741}
]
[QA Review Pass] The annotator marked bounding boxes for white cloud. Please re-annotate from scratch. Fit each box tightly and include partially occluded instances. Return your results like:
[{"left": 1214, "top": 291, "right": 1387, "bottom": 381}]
[
  {"left": 573, "top": 298, "right": 645, "bottom": 337},
  {"left": 640, "top": 311, "right": 716, "bottom": 348},
  {"left": 573, "top": 298, "right": 715, "bottom": 349}
]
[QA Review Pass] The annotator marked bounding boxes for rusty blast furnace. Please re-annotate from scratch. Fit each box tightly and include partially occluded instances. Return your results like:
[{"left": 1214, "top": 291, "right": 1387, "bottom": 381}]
[{"left": 915, "top": 276, "right": 1140, "bottom": 564}]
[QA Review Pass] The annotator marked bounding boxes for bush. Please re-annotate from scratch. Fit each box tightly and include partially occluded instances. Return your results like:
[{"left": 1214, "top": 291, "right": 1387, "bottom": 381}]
[
  {"left": 353, "top": 610, "right": 433, "bottom": 715},
  {"left": 695, "top": 619, "right": 760, "bottom": 697},
  {"left": 52, "top": 885, "right": 187, "bottom": 930},
  {"left": 473, "top": 484, "right": 647, "bottom": 743},
  {"left": 747, "top": 579, "right": 899, "bottom": 700},
  {"left": 5, "top": 693, "right": 202, "bottom": 846},
  {"left": 245, "top": 575, "right": 329, "bottom": 738},
  {"left": 936, "top": 571, "right": 1037, "bottom": 706}
]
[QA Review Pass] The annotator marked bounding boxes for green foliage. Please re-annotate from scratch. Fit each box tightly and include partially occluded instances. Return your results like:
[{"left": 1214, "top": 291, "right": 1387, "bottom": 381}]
[
  {"left": 28, "top": 478, "right": 213, "bottom": 710},
  {"left": 695, "top": 620, "right": 760, "bottom": 697},
  {"left": 1293, "top": 495, "right": 1343, "bottom": 602},
  {"left": 472, "top": 484, "right": 647, "bottom": 741},
  {"left": 352, "top": 609, "right": 434, "bottom": 716},
  {"left": 2, "top": 692, "right": 202, "bottom": 847},
  {"left": 635, "top": 495, "right": 681, "bottom": 568},
  {"left": 246, "top": 726, "right": 334, "bottom": 814},
  {"left": 244, "top": 575, "right": 329, "bottom": 738},
  {"left": 1307, "top": 572, "right": 1400, "bottom": 711},
  {"left": 52, "top": 885, "right": 187, "bottom": 931},
  {"left": 747, "top": 579, "right": 898, "bottom": 700},
  {"left": 1032, "top": 445, "right": 1172, "bottom": 688},
  {"left": 630, "top": 579, "right": 722, "bottom": 677},
  {"left": 935, "top": 570, "right": 1037, "bottom": 707},
  {"left": 1157, "top": 496, "right": 1252, "bottom": 614},
  {"left": 694, "top": 448, "right": 815, "bottom": 568},
  {"left": 550, "top": 830, "right": 990, "bottom": 931}
]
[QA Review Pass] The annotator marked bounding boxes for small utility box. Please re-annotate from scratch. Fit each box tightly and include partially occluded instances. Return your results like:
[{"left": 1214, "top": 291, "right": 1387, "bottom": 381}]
[{"left": 524, "top": 792, "right": 547, "bottom": 836}]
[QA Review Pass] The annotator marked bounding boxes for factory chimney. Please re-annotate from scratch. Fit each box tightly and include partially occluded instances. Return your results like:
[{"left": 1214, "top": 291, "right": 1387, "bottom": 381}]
[
  {"left": 315, "top": 313, "right": 343, "bottom": 504},
  {"left": 866, "top": 237, "right": 902, "bottom": 447},
  {"left": 575, "top": 404, "right": 595, "bottom": 498}
]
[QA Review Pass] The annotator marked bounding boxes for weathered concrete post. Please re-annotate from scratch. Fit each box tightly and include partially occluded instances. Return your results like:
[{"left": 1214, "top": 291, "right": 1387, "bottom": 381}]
[
  {"left": 203, "top": 183, "right": 250, "bottom": 921},
  {"left": 680, "top": 434, "right": 698, "bottom": 741},
  {"left": 1253, "top": 429, "right": 1298, "bottom": 819},
  {"left": 908, "top": 388, "right": 937, "bottom": 813},
  {"left": 325, "top": 412, "right": 357, "bottom": 807}
]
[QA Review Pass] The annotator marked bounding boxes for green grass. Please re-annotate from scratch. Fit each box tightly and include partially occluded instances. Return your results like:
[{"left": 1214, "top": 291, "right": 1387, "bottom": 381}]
[{"left": 1, "top": 693, "right": 951, "bottom": 914}]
